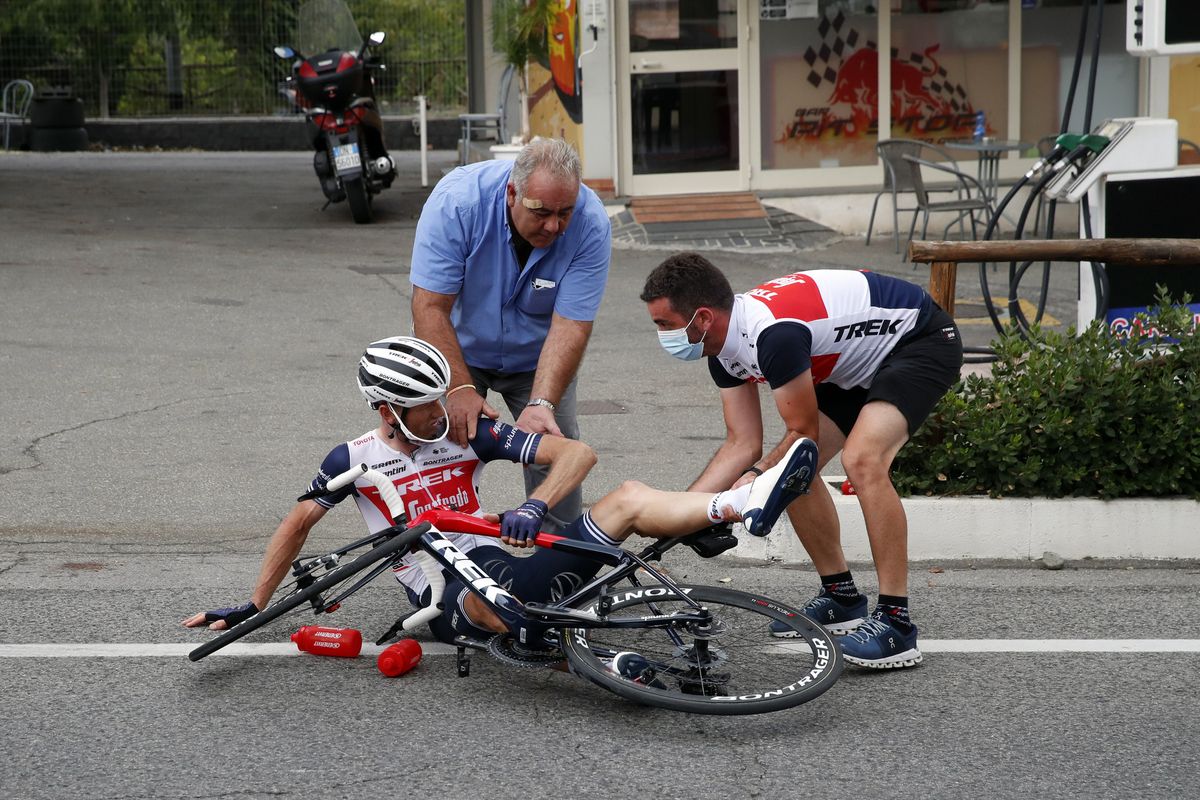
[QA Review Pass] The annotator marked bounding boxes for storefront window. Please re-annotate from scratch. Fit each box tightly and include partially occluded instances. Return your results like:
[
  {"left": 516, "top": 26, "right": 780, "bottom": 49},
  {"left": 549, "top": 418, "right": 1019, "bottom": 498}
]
[
  {"left": 631, "top": 70, "right": 739, "bottom": 174},
  {"left": 892, "top": 2, "right": 1009, "bottom": 147},
  {"left": 1022, "top": 1, "right": 1136, "bottom": 149},
  {"left": 759, "top": 9, "right": 880, "bottom": 170},
  {"left": 629, "top": 0, "right": 738, "bottom": 52}
]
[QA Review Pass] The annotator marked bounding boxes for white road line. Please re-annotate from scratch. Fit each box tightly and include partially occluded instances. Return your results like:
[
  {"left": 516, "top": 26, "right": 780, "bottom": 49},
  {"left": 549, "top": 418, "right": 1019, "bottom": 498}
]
[
  {"left": 0, "top": 640, "right": 1199, "bottom": 658},
  {"left": 0, "top": 642, "right": 461, "bottom": 658}
]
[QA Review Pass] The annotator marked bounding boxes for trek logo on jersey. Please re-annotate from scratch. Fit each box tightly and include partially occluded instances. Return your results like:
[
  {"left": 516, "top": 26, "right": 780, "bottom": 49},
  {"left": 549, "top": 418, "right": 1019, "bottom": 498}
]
[
  {"left": 832, "top": 318, "right": 903, "bottom": 342},
  {"left": 358, "top": 465, "right": 480, "bottom": 522},
  {"left": 394, "top": 466, "right": 467, "bottom": 494}
]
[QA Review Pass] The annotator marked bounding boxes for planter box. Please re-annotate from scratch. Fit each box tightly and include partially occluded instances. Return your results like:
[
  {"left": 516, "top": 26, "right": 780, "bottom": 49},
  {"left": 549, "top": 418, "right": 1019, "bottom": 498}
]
[{"left": 726, "top": 489, "right": 1200, "bottom": 563}]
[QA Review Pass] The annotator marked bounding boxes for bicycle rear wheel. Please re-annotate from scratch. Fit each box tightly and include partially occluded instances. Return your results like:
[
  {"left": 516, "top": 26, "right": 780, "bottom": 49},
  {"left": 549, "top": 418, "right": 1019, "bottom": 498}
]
[
  {"left": 560, "top": 585, "right": 842, "bottom": 715},
  {"left": 188, "top": 525, "right": 425, "bottom": 661}
]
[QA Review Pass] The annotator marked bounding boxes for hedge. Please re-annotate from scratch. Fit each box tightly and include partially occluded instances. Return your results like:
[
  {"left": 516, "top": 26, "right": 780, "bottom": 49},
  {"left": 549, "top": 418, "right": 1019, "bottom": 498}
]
[{"left": 893, "top": 290, "right": 1200, "bottom": 499}]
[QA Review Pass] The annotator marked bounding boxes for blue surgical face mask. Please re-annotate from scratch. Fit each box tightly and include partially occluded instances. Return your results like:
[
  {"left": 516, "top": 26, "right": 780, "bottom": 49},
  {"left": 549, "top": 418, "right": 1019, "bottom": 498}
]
[{"left": 657, "top": 309, "right": 707, "bottom": 361}]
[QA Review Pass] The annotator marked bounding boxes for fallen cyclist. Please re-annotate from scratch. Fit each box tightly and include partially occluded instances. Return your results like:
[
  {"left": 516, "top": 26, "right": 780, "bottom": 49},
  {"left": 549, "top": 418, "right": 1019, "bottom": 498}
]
[{"left": 184, "top": 336, "right": 816, "bottom": 664}]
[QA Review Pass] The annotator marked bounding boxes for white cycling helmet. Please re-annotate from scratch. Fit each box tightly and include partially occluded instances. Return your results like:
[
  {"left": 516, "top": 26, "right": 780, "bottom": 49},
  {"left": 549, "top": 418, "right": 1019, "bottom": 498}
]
[{"left": 357, "top": 336, "right": 451, "bottom": 409}]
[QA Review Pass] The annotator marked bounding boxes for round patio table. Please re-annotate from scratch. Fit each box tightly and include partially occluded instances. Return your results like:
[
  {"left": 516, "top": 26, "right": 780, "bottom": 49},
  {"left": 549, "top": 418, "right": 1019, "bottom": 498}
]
[{"left": 943, "top": 138, "right": 1033, "bottom": 205}]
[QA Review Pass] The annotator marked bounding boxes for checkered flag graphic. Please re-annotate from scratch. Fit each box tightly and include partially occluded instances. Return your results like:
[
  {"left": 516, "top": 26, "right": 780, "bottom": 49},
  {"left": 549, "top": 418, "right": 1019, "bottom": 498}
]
[{"left": 802, "top": 12, "right": 972, "bottom": 112}]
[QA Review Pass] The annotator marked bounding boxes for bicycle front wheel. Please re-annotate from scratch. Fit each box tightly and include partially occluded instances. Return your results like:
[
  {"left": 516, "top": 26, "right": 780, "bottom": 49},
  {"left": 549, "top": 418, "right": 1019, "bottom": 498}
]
[
  {"left": 188, "top": 525, "right": 425, "bottom": 662},
  {"left": 561, "top": 585, "right": 843, "bottom": 715}
]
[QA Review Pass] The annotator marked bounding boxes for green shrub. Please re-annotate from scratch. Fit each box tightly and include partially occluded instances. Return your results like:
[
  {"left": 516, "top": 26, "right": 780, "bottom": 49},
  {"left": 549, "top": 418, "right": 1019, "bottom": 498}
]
[{"left": 893, "top": 289, "right": 1200, "bottom": 499}]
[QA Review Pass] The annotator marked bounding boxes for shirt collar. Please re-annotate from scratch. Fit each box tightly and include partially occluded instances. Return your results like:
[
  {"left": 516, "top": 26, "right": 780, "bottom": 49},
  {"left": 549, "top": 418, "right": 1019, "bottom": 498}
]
[{"left": 717, "top": 295, "right": 747, "bottom": 360}]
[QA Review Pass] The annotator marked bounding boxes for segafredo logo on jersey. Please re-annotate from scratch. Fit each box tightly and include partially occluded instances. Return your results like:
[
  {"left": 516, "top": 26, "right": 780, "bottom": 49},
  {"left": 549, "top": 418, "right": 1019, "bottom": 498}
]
[
  {"left": 429, "top": 538, "right": 513, "bottom": 605},
  {"left": 359, "top": 464, "right": 479, "bottom": 521}
]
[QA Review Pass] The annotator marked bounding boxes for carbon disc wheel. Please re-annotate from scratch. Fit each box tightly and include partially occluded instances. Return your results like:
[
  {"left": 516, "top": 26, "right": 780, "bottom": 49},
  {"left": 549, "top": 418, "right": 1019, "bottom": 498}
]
[{"left": 561, "top": 585, "right": 842, "bottom": 715}]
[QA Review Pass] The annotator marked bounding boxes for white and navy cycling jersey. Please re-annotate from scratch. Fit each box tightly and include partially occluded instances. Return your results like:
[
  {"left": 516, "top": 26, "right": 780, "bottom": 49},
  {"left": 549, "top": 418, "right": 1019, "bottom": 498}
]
[
  {"left": 308, "top": 417, "right": 540, "bottom": 594},
  {"left": 709, "top": 270, "right": 934, "bottom": 391}
]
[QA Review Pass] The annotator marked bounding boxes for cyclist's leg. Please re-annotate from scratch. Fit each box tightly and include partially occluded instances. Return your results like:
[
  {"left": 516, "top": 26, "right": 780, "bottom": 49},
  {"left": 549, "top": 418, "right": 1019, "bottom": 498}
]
[
  {"left": 586, "top": 481, "right": 718, "bottom": 539},
  {"left": 406, "top": 546, "right": 517, "bottom": 642}
]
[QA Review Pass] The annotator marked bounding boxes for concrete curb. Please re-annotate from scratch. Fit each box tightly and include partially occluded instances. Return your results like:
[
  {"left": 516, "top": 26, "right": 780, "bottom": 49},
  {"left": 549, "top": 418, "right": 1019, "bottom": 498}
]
[{"left": 725, "top": 491, "right": 1200, "bottom": 563}]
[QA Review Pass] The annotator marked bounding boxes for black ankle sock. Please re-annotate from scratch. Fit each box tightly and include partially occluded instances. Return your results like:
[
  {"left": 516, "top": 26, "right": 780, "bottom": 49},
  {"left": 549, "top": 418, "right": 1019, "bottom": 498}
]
[
  {"left": 876, "top": 595, "right": 914, "bottom": 633},
  {"left": 819, "top": 572, "right": 863, "bottom": 606}
]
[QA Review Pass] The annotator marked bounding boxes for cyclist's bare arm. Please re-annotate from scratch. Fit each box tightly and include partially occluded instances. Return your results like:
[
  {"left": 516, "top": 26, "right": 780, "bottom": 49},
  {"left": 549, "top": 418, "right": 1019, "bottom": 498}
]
[
  {"left": 760, "top": 368, "right": 821, "bottom": 479},
  {"left": 525, "top": 434, "right": 596, "bottom": 510},
  {"left": 182, "top": 500, "right": 328, "bottom": 630},
  {"left": 687, "top": 382, "right": 764, "bottom": 493}
]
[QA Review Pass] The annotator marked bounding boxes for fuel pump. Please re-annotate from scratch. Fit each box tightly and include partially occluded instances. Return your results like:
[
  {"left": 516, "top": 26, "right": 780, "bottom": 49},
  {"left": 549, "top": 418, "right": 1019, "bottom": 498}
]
[{"left": 1037, "top": 117, "right": 1200, "bottom": 330}]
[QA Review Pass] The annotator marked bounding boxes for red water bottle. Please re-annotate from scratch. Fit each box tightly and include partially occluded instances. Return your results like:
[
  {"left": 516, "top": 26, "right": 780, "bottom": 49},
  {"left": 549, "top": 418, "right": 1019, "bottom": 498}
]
[
  {"left": 377, "top": 640, "right": 423, "bottom": 677},
  {"left": 291, "top": 626, "right": 363, "bottom": 658}
]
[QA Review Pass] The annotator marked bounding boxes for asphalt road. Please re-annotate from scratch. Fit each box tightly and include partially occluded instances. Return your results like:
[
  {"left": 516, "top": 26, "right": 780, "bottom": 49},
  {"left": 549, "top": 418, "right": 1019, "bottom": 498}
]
[{"left": 1, "top": 151, "right": 1196, "bottom": 800}]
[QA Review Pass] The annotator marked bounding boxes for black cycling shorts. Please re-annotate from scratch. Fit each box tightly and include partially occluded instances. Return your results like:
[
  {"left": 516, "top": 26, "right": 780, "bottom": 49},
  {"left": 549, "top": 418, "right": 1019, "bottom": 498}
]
[
  {"left": 816, "top": 305, "right": 963, "bottom": 437},
  {"left": 407, "top": 514, "right": 603, "bottom": 644}
]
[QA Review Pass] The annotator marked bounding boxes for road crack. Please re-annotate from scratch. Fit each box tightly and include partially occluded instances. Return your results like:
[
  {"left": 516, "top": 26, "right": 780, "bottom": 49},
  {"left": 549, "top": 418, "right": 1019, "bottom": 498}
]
[{"left": 0, "top": 392, "right": 252, "bottom": 478}]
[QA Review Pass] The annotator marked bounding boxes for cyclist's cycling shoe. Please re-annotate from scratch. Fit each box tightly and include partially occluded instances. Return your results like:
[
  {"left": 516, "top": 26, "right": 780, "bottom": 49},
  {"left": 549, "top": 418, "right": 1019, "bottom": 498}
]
[
  {"left": 769, "top": 593, "right": 868, "bottom": 637},
  {"left": 740, "top": 437, "right": 818, "bottom": 536},
  {"left": 611, "top": 651, "right": 667, "bottom": 689},
  {"left": 838, "top": 610, "right": 923, "bottom": 669}
]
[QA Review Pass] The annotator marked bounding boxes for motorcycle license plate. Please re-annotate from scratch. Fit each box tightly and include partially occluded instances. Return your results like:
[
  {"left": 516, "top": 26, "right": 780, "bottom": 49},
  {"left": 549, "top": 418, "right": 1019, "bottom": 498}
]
[{"left": 333, "top": 143, "right": 361, "bottom": 174}]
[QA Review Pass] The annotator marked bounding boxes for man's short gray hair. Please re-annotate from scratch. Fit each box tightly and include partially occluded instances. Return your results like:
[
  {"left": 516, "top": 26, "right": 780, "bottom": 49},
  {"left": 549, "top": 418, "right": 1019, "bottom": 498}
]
[{"left": 511, "top": 137, "right": 582, "bottom": 196}]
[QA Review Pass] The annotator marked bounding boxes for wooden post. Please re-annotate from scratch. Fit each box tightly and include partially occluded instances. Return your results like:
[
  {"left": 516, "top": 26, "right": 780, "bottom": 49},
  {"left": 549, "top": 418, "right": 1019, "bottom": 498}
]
[{"left": 929, "top": 261, "right": 957, "bottom": 315}]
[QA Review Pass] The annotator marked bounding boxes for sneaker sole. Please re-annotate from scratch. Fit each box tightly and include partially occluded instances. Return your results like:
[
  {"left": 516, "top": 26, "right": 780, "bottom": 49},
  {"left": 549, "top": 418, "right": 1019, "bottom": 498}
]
[
  {"left": 843, "top": 647, "right": 923, "bottom": 669},
  {"left": 743, "top": 438, "right": 818, "bottom": 536},
  {"left": 770, "top": 616, "right": 865, "bottom": 637}
]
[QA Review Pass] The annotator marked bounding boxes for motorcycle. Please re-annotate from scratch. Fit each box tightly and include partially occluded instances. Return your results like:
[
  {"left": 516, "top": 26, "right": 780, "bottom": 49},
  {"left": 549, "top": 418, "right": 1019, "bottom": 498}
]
[{"left": 274, "top": 0, "right": 395, "bottom": 223}]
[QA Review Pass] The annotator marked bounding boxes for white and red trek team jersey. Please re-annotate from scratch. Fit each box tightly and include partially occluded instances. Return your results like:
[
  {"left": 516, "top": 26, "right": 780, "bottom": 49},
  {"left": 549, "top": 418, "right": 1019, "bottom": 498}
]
[
  {"left": 709, "top": 269, "right": 935, "bottom": 391},
  {"left": 309, "top": 418, "right": 540, "bottom": 594}
]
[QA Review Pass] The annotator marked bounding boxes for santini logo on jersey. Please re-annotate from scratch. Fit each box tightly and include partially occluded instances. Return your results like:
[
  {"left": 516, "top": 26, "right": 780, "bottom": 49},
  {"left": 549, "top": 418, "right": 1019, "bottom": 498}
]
[{"left": 832, "top": 318, "right": 903, "bottom": 342}]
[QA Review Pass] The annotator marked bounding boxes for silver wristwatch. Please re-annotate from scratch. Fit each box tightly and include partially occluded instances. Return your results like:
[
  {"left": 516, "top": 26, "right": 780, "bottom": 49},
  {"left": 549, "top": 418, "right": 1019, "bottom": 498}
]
[{"left": 526, "top": 397, "right": 557, "bottom": 413}]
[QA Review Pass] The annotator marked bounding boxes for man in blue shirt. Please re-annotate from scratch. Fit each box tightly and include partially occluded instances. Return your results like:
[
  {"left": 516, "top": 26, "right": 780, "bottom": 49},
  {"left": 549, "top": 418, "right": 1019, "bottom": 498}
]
[{"left": 410, "top": 137, "right": 611, "bottom": 533}]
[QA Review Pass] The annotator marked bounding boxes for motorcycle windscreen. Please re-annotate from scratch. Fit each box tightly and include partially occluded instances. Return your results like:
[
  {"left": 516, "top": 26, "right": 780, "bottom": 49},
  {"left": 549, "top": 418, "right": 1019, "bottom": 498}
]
[{"left": 296, "top": 0, "right": 362, "bottom": 56}]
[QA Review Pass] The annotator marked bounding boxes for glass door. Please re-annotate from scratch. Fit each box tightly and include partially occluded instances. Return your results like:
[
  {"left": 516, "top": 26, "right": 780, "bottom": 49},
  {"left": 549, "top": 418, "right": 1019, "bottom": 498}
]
[{"left": 617, "top": 0, "right": 748, "bottom": 195}]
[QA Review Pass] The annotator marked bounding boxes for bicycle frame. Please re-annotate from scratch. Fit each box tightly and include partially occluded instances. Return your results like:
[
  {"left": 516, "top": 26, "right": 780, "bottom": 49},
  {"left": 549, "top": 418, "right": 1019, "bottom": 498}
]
[{"left": 325, "top": 464, "right": 721, "bottom": 642}]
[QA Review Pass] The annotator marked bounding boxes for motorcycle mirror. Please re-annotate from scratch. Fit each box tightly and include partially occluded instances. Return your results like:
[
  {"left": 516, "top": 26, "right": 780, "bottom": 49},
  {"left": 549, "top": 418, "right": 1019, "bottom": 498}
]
[
  {"left": 274, "top": 45, "right": 295, "bottom": 59},
  {"left": 368, "top": 31, "right": 385, "bottom": 46}
]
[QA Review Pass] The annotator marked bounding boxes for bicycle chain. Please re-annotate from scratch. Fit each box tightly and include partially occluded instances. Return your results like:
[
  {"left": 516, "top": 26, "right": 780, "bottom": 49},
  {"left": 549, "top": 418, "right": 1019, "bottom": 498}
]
[{"left": 485, "top": 634, "right": 563, "bottom": 668}]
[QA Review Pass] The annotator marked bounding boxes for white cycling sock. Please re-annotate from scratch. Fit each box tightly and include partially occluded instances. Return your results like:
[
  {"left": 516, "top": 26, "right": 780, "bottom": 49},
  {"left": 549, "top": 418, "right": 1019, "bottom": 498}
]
[{"left": 706, "top": 483, "right": 753, "bottom": 523}]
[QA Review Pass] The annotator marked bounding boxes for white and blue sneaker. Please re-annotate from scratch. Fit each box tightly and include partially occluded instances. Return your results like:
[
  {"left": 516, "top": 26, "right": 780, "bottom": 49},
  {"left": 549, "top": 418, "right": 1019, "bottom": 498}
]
[
  {"left": 611, "top": 651, "right": 667, "bottom": 689},
  {"left": 741, "top": 437, "right": 819, "bottom": 537},
  {"left": 839, "top": 610, "right": 923, "bottom": 669},
  {"left": 769, "top": 593, "right": 869, "bottom": 637}
]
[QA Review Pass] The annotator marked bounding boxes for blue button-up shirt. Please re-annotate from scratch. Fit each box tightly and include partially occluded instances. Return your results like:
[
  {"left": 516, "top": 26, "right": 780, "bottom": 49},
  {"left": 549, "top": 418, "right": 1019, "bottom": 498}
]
[{"left": 410, "top": 159, "right": 611, "bottom": 373}]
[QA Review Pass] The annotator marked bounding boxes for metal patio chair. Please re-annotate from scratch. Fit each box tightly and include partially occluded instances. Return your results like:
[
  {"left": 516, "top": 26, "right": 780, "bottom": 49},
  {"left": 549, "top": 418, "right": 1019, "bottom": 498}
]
[{"left": 867, "top": 139, "right": 964, "bottom": 253}]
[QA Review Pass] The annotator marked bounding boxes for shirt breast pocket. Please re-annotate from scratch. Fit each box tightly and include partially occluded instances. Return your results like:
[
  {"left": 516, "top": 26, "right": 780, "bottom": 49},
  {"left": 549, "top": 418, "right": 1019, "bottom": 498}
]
[{"left": 517, "top": 278, "right": 558, "bottom": 317}]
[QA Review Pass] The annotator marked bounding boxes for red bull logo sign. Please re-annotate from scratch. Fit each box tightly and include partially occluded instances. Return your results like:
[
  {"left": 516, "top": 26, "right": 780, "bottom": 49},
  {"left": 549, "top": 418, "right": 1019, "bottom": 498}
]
[{"left": 778, "top": 14, "right": 984, "bottom": 143}]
